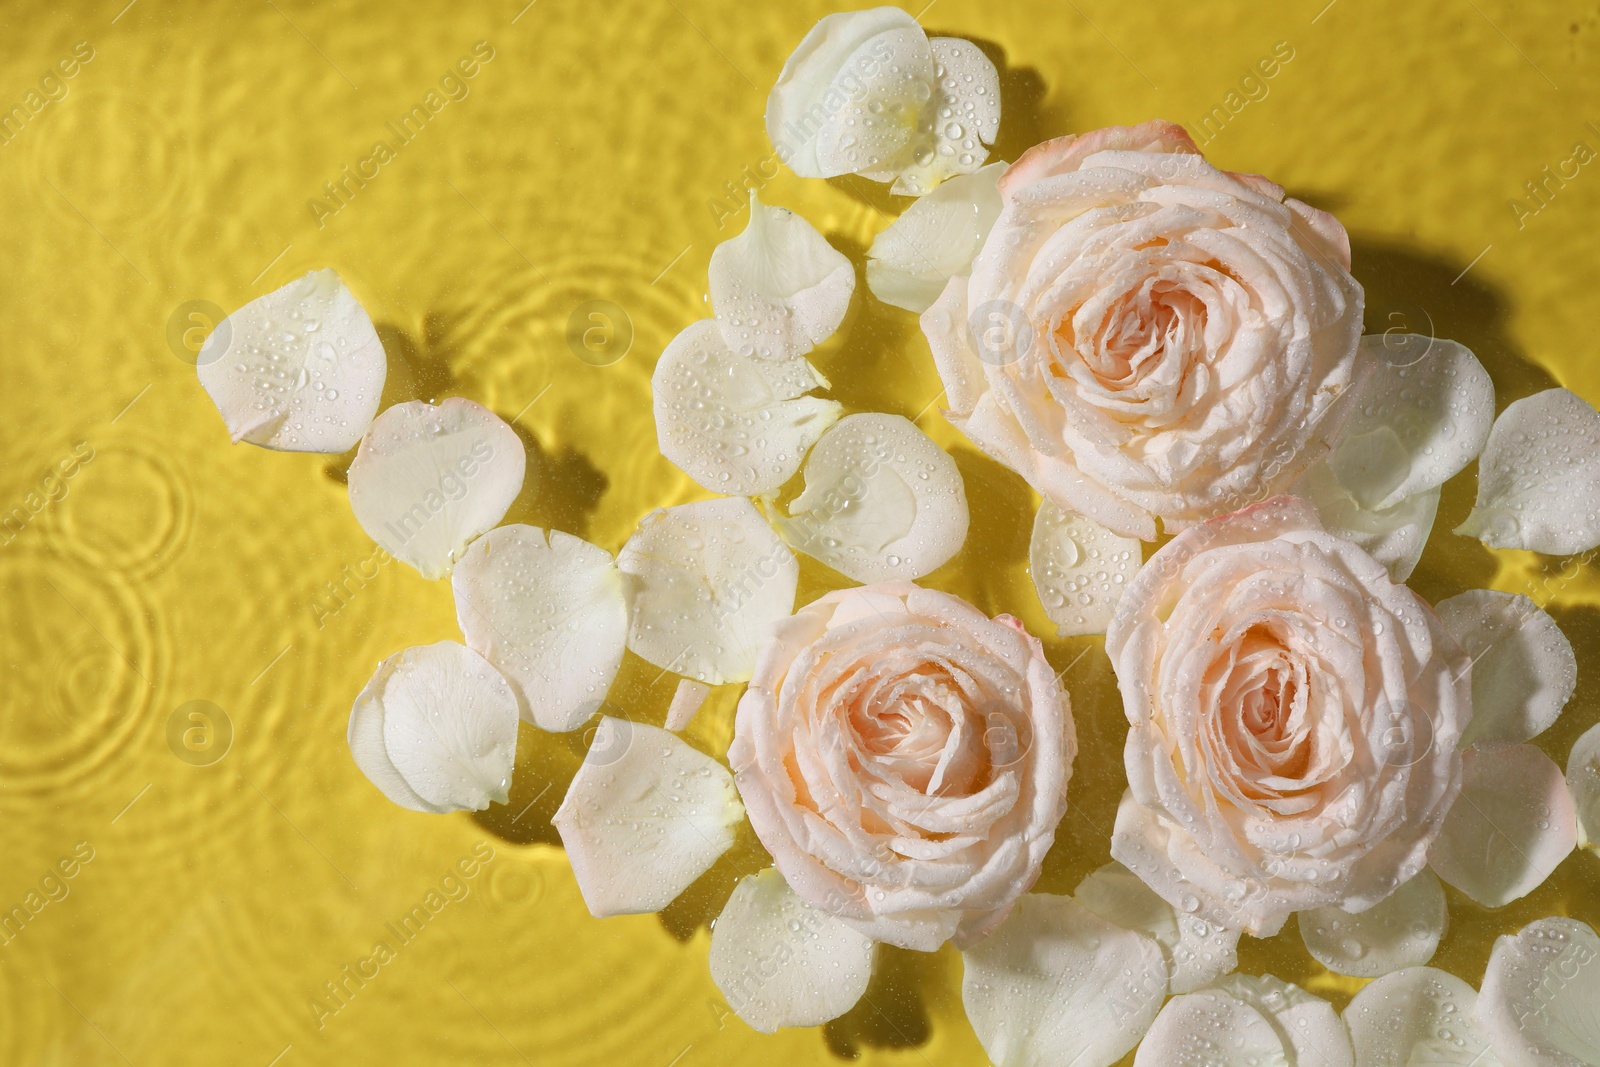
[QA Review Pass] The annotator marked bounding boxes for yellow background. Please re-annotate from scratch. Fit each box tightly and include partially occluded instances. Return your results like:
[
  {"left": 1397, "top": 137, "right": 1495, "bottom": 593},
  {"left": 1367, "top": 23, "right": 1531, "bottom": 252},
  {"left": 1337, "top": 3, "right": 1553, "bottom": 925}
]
[{"left": 2, "top": 0, "right": 1598, "bottom": 1064}]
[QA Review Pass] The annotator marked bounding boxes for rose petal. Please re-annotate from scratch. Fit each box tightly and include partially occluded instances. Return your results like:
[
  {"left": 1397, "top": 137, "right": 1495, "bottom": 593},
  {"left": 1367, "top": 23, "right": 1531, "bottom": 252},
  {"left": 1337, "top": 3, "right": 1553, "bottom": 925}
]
[
  {"left": 812, "top": 27, "right": 934, "bottom": 179},
  {"left": 709, "top": 867, "right": 876, "bottom": 1033},
  {"left": 1457, "top": 388, "right": 1600, "bottom": 554},
  {"left": 196, "top": 268, "right": 386, "bottom": 453},
  {"left": 1570, "top": 722, "right": 1600, "bottom": 852},
  {"left": 1133, "top": 986, "right": 1289, "bottom": 1067},
  {"left": 886, "top": 38, "right": 1001, "bottom": 197},
  {"left": 765, "top": 6, "right": 924, "bottom": 178},
  {"left": 1334, "top": 335, "right": 1494, "bottom": 510},
  {"left": 1029, "top": 501, "right": 1143, "bottom": 637},
  {"left": 1436, "top": 590, "right": 1577, "bottom": 750},
  {"left": 1074, "top": 861, "right": 1240, "bottom": 994},
  {"left": 709, "top": 195, "right": 855, "bottom": 362},
  {"left": 1475, "top": 917, "right": 1600, "bottom": 1067},
  {"left": 617, "top": 497, "right": 798, "bottom": 685},
  {"left": 652, "top": 319, "right": 842, "bottom": 495},
  {"left": 1430, "top": 744, "right": 1579, "bottom": 907},
  {"left": 961, "top": 893, "right": 1167, "bottom": 1067},
  {"left": 770, "top": 413, "right": 969, "bottom": 582},
  {"left": 346, "top": 397, "right": 526, "bottom": 579},
  {"left": 450, "top": 524, "right": 627, "bottom": 733},
  {"left": 1297, "top": 462, "right": 1439, "bottom": 582},
  {"left": 552, "top": 717, "right": 744, "bottom": 917},
  {"left": 1342, "top": 966, "right": 1495, "bottom": 1067},
  {"left": 1298, "top": 869, "right": 1448, "bottom": 979},
  {"left": 866, "top": 161, "right": 1005, "bottom": 313},
  {"left": 665, "top": 679, "right": 710, "bottom": 733},
  {"left": 347, "top": 641, "right": 519, "bottom": 814}
]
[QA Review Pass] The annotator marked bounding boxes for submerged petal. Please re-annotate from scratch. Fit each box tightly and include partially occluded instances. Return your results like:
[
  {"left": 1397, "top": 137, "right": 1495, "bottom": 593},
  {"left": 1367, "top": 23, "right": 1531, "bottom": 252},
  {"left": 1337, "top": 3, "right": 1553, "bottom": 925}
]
[
  {"left": 665, "top": 679, "right": 711, "bottom": 733},
  {"left": 1475, "top": 917, "right": 1600, "bottom": 1067},
  {"left": 347, "top": 641, "right": 519, "bottom": 814},
  {"left": 618, "top": 497, "right": 798, "bottom": 685},
  {"left": 553, "top": 717, "right": 744, "bottom": 917},
  {"left": 868, "top": 161, "right": 1005, "bottom": 313},
  {"left": 770, "top": 413, "right": 969, "bottom": 582},
  {"left": 197, "top": 268, "right": 387, "bottom": 453},
  {"left": 1436, "top": 590, "right": 1576, "bottom": 749},
  {"left": 1568, "top": 722, "right": 1600, "bottom": 851},
  {"left": 709, "top": 196, "right": 854, "bottom": 361},
  {"left": 709, "top": 868, "right": 876, "bottom": 1033},
  {"left": 1298, "top": 462, "right": 1438, "bottom": 582},
  {"left": 652, "top": 319, "right": 841, "bottom": 496},
  {"left": 1030, "top": 502, "right": 1143, "bottom": 637},
  {"left": 451, "top": 524, "right": 627, "bottom": 733},
  {"left": 1298, "top": 869, "right": 1448, "bottom": 979},
  {"left": 1457, "top": 388, "right": 1600, "bottom": 554},
  {"left": 347, "top": 397, "right": 526, "bottom": 579}
]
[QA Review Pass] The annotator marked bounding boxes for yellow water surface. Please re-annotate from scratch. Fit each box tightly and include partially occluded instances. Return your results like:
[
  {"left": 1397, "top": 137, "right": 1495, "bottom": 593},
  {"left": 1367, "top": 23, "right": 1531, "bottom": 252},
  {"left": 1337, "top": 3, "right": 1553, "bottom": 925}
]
[{"left": 2, "top": 0, "right": 1599, "bottom": 1064}]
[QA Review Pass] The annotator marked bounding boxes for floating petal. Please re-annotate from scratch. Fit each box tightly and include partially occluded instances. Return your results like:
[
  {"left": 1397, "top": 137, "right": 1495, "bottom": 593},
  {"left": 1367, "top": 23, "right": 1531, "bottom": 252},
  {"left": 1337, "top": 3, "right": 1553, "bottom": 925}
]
[
  {"left": 961, "top": 893, "right": 1167, "bottom": 1067},
  {"left": 1136, "top": 975, "right": 1354, "bottom": 1067},
  {"left": 1456, "top": 388, "right": 1600, "bottom": 554},
  {"left": 770, "top": 413, "right": 968, "bottom": 582},
  {"left": 552, "top": 717, "right": 744, "bottom": 917},
  {"left": 665, "top": 679, "right": 710, "bottom": 733},
  {"left": 652, "top": 319, "right": 841, "bottom": 495},
  {"left": 885, "top": 38, "right": 1001, "bottom": 196},
  {"left": 1569, "top": 722, "right": 1600, "bottom": 851},
  {"left": 347, "top": 641, "right": 519, "bottom": 814},
  {"left": 1030, "top": 502, "right": 1143, "bottom": 637},
  {"left": 1342, "top": 966, "right": 1497, "bottom": 1067},
  {"left": 1298, "top": 869, "right": 1448, "bottom": 978},
  {"left": 1436, "top": 590, "right": 1576, "bottom": 749},
  {"left": 1074, "top": 861, "right": 1239, "bottom": 994},
  {"left": 347, "top": 397, "right": 526, "bottom": 579},
  {"left": 1298, "top": 463, "right": 1439, "bottom": 582},
  {"left": 867, "top": 162, "right": 1005, "bottom": 313},
  {"left": 1430, "top": 744, "right": 1578, "bottom": 907},
  {"left": 197, "top": 268, "right": 386, "bottom": 453},
  {"left": 1475, "top": 917, "right": 1600, "bottom": 1067},
  {"left": 617, "top": 497, "right": 798, "bottom": 685},
  {"left": 451, "top": 524, "right": 627, "bottom": 733},
  {"left": 709, "top": 867, "right": 876, "bottom": 1033},
  {"left": 709, "top": 196, "right": 854, "bottom": 361}
]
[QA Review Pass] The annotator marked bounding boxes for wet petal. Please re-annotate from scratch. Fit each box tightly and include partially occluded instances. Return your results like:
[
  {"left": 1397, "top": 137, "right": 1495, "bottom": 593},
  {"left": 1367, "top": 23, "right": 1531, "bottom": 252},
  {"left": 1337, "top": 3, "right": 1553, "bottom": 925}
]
[
  {"left": 1568, "top": 722, "right": 1600, "bottom": 851},
  {"left": 552, "top": 717, "right": 744, "bottom": 917},
  {"left": 961, "top": 893, "right": 1167, "bottom": 1067},
  {"left": 1342, "top": 966, "right": 1496, "bottom": 1067},
  {"left": 770, "top": 413, "right": 968, "bottom": 582},
  {"left": 867, "top": 161, "right": 1005, "bottom": 313},
  {"left": 1298, "top": 462, "right": 1439, "bottom": 582},
  {"left": 1475, "top": 917, "right": 1600, "bottom": 1067},
  {"left": 887, "top": 38, "right": 1001, "bottom": 197},
  {"left": 1436, "top": 590, "right": 1576, "bottom": 749},
  {"left": 197, "top": 268, "right": 387, "bottom": 453},
  {"left": 347, "top": 397, "right": 526, "bottom": 579},
  {"left": 709, "top": 195, "right": 854, "bottom": 361},
  {"left": 709, "top": 867, "right": 876, "bottom": 1033},
  {"left": 1074, "top": 861, "right": 1240, "bottom": 994},
  {"left": 618, "top": 497, "right": 798, "bottom": 685},
  {"left": 1430, "top": 744, "right": 1579, "bottom": 907},
  {"left": 1298, "top": 869, "right": 1448, "bottom": 978},
  {"left": 1133, "top": 986, "right": 1289, "bottom": 1067},
  {"left": 652, "top": 319, "right": 841, "bottom": 496},
  {"left": 1030, "top": 502, "right": 1143, "bottom": 637},
  {"left": 1456, "top": 388, "right": 1600, "bottom": 554},
  {"left": 665, "top": 679, "right": 711, "bottom": 733},
  {"left": 451, "top": 524, "right": 627, "bottom": 733},
  {"left": 347, "top": 641, "right": 519, "bottom": 813}
]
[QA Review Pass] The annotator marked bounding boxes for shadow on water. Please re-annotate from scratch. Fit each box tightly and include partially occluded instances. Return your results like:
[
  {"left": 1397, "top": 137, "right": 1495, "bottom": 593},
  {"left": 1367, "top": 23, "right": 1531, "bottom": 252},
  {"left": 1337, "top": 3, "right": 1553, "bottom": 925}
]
[{"left": 824, "top": 945, "right": 935, "bottom": 1059}]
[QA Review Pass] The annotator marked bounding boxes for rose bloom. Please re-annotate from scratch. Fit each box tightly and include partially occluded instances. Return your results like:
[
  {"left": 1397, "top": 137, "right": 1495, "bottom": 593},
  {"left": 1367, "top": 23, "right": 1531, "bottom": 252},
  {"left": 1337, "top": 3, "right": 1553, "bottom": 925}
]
[
  {"left": 1106, "top": 497, "right": 1469, "bottom": 936},
  {"left": 924, "top": 120, "right": 1367, "bottom": 540},
  {"left": 729, "top": 582, "right": 1074, "bottom": 951}
]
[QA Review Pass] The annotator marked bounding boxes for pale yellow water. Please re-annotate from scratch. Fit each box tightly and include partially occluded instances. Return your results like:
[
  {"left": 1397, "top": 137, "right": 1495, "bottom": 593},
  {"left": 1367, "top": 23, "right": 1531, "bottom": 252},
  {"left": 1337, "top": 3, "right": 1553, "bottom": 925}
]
[{"left": 2, "top": 1, "right": 1598, "bottom": 1064}]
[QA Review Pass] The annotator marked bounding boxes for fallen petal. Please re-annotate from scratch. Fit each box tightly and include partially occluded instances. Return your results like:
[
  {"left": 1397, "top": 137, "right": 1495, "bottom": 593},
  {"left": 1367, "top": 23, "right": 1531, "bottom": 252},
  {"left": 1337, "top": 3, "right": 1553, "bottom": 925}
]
[
  {"left": 197, "top": 268, "right": 387, "bottom": 453},
  {"left": 709, "top": 867, "right": 876, "bottom": 1033},
  {"left": 347, "top": 397, "right": 526, "bottom": 579},
  {"left": 867, "top": 162, "right": 1004, "bottom": 313},
  {"left": 1569, "top": 722, "right": 1600, "bottom": 851},
  {"left": 618, "top": 497, "right": 798, "bottom": 685},
  {"left": 1475, "top": 917, "right": 1600, "bottom": 1067},
  {"left": 1436, "top": 590, "right": 1576, "bottom": 749},
  {"left": 961, "top": 893, "right": 1167, "bottom": 1067},
  {"left": 1030, "top": 502, "right": 1143, "bottom": 637},
  {"left": 553, "top": 717, "right": 744, "bottom": 917},
  {"left": 665, "top": 679, "right": 711, "bottom": 733},
  {"left": 1430, "top": 744, "right": 1579, "bottom": 908},
  {"left": 652, "top": 319, "right": 841, "bottom": 496},
  {"left": 709, "top": 195, "right": 854, "bottom": 361},
  {"left": 1133, "top": 986, "right": 1288, "bottom": 1067},
  {"left": 347, "top": 641, "right": 519, "bottom": 813},
  {"left": 886, "top": 38, "right": 1001, "bottom": 196},
  {"left": 770, "top": 413, "right": 969, "bottom": 582},
  {"left": 1342, "top": 966, "right": 1496, "bottom": 1067},
  {"left": 1298, "top": 462, "right": 1438, "bottom": 582},
  {"left": 1456, "top": 388, "right": 1600, "bottom": 554},
  {"left": 1298, "top": 869, "right": 1448, "bottom": 978},
  {"left": 1074, "top": 861, "right": 1240, "bottom": 994},
  {"left": 451, "top": 524, "right": 628, "bottom": 733}
]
